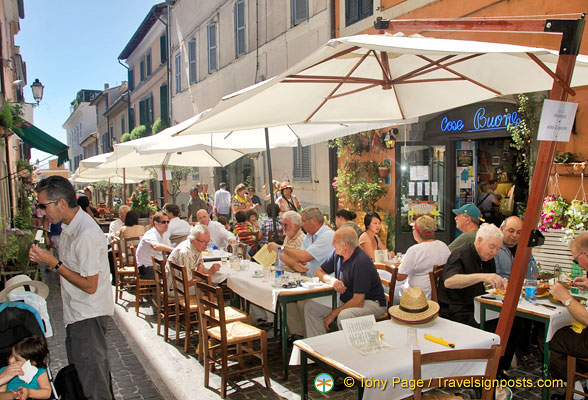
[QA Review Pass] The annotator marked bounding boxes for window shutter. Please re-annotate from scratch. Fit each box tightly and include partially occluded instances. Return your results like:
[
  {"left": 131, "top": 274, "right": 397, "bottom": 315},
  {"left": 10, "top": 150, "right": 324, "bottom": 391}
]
[
  {"left": 128, "top": 108, "right": 135, "bottom": 131},
  {"left": 139, "top": 100, "right": 146, "bottom": 126},
  {"left": 121, "top": 116, "right": 125, "bottom": 134},
  {"left": 234, "top": 1, "right": 246, "bottom": 57},
  {"left": 292, "top": 0, "right": 308, "bottom": 26},
  {"left": 128, "top": 69, "right": 134, "bottom": 91},
  {"left": 293, "top": 144, "right": 311, "bottom": 181},
  {"left": 146, "top": 51, "right": 152, "bottom": 76},
  {"left": 207, "top": 23, "right": 218, "bottom": 73},
  {"left": 160, "top": 34, "right": 167, "bottom": 63},
  {"left": 346, "top": 0, "right": 359, "bottom": 25},
  {"left": 360, "top": 0, "right": 373, "bottom": 19},
  {"left": 188, "top": 39, "right": 197, "bottom": 84},
  {"left": 160, "top": 84, "right": 168, "bottom": 123},
  {"left": 140, "top": 58, "right": 145, "bottom": 81},
  {"left": 175, "top": 53, "right": 181, "bottom": 93}
]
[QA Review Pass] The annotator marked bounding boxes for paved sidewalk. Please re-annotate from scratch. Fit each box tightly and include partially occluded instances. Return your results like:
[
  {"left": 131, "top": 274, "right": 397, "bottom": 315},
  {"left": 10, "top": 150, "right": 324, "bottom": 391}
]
[{"left": 44, "top": 270, "right": 165, "bottom": 400}]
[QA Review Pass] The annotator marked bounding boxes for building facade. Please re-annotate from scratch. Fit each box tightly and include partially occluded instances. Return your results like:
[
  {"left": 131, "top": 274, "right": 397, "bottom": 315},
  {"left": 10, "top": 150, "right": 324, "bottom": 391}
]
[{"left": 169, "top": 0, "right": 334, "bottom": 211}]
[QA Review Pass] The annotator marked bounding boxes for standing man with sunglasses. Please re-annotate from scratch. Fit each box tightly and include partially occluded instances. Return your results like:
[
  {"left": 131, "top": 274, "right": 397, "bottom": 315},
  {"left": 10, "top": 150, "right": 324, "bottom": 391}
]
[
  {"left": 549, "top": 232, "right": 588, "bottom": 391},
  {"left": 29, "top": 176, "right": 114, "bottom": 400},
  {"left": 135, "top": 212, "right": 174, "bottom": 279}
]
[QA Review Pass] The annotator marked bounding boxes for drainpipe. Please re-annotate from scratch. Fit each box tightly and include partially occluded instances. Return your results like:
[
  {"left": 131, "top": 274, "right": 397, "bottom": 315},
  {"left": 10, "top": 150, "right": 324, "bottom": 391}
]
[{"left": 158, "top": 6, "right": 172, "bottom": 124}]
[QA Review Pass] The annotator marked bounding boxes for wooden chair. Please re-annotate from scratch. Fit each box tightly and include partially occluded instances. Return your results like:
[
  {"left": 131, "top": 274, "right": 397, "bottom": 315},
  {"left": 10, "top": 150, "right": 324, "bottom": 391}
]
[
  {"left": 195, "top": 280, "right": 271, "bottom": 398},
  {"left": 112, "top": 239, "right": 135, "bottom": 304},
  {"left": 168, "top": 261, "right": 200, "bottom": 354},
  {"left": 267, "top": 230, "right": 285, "bottom": 243},
  {"left": 565, "top": 355, "right": 588, "bottom": 399},
  {"left": 429, "top": 265, "right": 444, "bottom": 303},
  {"left": 169, "top": 234, "right": 188, "bottom": 247},
  {"left": 152, "top": 256, "right": 177, "bottom": 342},
  {"left": 374, "top": 263, "right": 398, "bottom": 320},
  {"left": 237, "top": 231, "right": 260, "bottom": 253},
  {"left": 411, "top": 344, "right": 502, "bottom": 400},
  {"left": 128, "top": 242, "right": 157, "bottom": 316}
]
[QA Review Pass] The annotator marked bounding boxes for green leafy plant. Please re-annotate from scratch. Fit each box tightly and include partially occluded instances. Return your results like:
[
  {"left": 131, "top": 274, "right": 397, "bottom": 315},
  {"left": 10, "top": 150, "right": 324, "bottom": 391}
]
[
  {"left": 130, "top": 125, "right": 149, "bottom": 140},
  {"left": 129, "top": 183, "right": 158, "bottom": 217},
  {"left": 350, "top": 182, "right": 387, "bottom": 211},
  {"left": 120, "top": 132, "right": 131, "bottom": 143},
  {"left": 152, "top": 117, "right": 169, "bottom": 134},
  {"left": 166, "top": 166, "right": 192, "bottom": 203},
  {"left": 554, "top": 151, "right": 585, "bottom": 163}
]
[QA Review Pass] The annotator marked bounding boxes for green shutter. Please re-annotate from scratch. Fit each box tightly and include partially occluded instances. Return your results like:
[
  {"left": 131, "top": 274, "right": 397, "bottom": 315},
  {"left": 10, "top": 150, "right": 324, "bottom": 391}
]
[
  {"left": 160, "top": 34, "right": 167, "bottom": 63},
  {"left": 160, "top": 84, "right": 168, "bottom": 123}
]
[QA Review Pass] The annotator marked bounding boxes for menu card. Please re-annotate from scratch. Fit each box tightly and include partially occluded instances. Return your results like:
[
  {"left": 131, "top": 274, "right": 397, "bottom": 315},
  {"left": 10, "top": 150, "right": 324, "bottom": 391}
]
[
  {"left": 252, "top": 244, "right": 277, "bottom": 268},
  {"left": 340, "top": 315, "right": 394, "bottom": 355}
]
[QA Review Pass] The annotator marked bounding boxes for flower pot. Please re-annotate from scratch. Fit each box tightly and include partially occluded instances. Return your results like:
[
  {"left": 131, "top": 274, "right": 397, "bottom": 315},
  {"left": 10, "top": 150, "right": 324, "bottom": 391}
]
[
  {"left": 138, "top": 217, "right": 150, "bottom": 226},
  {"left": 17, "top": 166, "right": 31, "bottom": 179},
  {"left": 378, "top": 167, "right": 391, "bottom": 178}
]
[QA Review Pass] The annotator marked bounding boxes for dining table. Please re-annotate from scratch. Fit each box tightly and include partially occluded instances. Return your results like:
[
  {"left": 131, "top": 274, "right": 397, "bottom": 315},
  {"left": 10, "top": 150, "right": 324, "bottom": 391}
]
[
  {"left": 474, "top": 293, "right": 581, "bottom": 400},
  {"left": 290, "top": 316, "right": 500, "bottom": 400},
  {"left": 206, "top": 260, "right": 338, "bottom": 380}
]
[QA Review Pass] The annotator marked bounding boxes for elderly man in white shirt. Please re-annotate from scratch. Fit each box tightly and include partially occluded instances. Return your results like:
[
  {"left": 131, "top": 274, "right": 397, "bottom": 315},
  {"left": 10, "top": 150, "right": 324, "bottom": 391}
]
[
  {"left": 196, "top": 209, "right": 236, "bottom": 249},
  {"left": 136, "top": 212, "right": 174, "bottom": 279},
  {"left": 108, "top": 205, "right": 129, "bottom": 243}
]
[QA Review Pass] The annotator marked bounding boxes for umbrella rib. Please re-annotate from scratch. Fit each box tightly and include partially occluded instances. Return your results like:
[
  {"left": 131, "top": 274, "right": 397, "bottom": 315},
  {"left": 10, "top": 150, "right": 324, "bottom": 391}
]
[
  {"left": 328, "top": 83, "right": 381, "bottom": 99},
  {"left": 283, "top": 76, "right": 385, "bottom": 85},
  {"left": 526, "top": 52, "right": 576, "bottom": 96},
  {"left": 416, "top": 54, "right": 502, "bottom": 95},
  {"left": 392, "top": 54, "right": 457, "bottom": 83},
  {"left": 297, "top": 46, "right": 360, "bottom": 73},
  {"left": 304, "top": 50, "right": 372, "bottom": 122}
]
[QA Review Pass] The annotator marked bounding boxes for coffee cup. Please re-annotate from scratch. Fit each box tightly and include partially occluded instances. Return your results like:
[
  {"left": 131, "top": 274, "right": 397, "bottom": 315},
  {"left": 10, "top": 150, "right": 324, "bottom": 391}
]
[{"left": 254, "top": 270, "right": 264, "bottom": 277}]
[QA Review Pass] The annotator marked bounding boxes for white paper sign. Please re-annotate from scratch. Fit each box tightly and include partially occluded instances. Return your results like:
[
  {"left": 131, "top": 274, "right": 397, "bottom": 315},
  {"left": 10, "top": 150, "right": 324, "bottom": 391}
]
[
  {"left": 408, "top": 182, "right": 415, "bottom": 196},
  {"left": 424, "top": 182, "right": 430, "bottom": 196},
  {"left": 537, "top": 99, "right": 578, "bottom": 142},
  {"left": 431, "top": 182, "right": 439, "bottom": 196},
  {"left": 416, "top": 182, "right": 423, "bottom": 196},
  {"left": 340, "top": 315, "right": 394, "bottom": 355}
]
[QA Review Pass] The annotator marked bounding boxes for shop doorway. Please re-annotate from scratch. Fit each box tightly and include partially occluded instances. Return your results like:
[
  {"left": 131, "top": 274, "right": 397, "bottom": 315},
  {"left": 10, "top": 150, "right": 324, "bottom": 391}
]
[{"left": 395, "top": 143, "right": 454, "bottom": 252}]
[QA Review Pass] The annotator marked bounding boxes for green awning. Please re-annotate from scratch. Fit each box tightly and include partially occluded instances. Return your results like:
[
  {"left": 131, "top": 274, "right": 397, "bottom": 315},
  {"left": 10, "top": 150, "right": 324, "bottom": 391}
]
[{"left": 14, "top": 121, "right": 69, "bottom": 166}]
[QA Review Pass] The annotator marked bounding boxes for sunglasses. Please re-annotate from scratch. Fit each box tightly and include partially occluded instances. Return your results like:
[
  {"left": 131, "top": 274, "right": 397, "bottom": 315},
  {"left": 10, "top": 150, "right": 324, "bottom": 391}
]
[
  {"left": 157, "top": 220, "right": 169, "bottom": 224},
  {"left": 37, "top": 200, "right": 59, "bottom": 210}
]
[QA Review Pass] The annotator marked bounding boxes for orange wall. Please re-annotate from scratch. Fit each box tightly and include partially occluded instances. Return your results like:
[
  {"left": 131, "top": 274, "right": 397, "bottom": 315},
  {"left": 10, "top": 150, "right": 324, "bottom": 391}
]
[{"left": 337, "top": 0, "right": 588, "bottom": 202}]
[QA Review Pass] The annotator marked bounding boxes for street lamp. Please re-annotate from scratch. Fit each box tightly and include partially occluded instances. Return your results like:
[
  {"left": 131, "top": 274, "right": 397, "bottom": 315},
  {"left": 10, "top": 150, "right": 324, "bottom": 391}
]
[{"left": 30, "top": 79, "right": 44, "bottom": 105}]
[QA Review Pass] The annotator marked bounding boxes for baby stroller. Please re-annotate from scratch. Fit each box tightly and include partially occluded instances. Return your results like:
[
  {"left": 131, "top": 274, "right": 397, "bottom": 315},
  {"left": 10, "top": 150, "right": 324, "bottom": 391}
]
[{"left": 0, "top": 301, "right": 59, "bottom": 399}]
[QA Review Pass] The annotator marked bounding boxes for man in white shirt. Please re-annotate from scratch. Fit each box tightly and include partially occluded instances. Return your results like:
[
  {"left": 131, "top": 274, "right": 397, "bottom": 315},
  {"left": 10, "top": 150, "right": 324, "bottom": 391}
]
[
  {"left": 136, "top": 212, "right": 174, "bottom": 279},
  {"left": 163, "top": 203, "right": 191, "bottom": 239},
  {"left": 213, "top": 182, "right": 231, "bottom": 219},
  {"left": 107, "top": 205, "right": 129, "bottom": 244},
  {"left": 29, "top": 176, "right": 115, "bottom": 399},
  {"left": 196, "top": 209, "right": 236, "bottom": 249}
]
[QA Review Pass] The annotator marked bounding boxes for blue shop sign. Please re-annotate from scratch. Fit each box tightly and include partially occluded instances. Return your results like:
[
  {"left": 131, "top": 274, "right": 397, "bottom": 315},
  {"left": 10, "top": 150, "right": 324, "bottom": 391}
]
[{"left": 439, "top": 106, "right": 521, "bottom": 134}]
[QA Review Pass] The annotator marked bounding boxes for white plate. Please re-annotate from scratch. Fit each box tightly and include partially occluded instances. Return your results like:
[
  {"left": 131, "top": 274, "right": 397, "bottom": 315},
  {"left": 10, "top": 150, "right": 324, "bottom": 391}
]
[{"left": 252, "top": 274, "right": 264, "bottom": 279}]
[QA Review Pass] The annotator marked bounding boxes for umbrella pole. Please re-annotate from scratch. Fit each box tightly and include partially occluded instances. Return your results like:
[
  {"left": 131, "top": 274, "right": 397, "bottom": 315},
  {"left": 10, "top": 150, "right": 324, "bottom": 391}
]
[
  {"left": 123, "top": 169, "right": 127, "bottom": 205},
  {"left": 265, "top": 127, "right": 278, "bottom": 241},
  {"left": 161, "top": 164, "right": 169, "bottom": 205}
]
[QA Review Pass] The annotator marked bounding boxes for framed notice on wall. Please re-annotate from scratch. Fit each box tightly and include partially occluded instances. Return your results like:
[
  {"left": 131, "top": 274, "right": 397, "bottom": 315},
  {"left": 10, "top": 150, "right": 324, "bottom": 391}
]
[
  {"left": 407, "top": 200, "right": 440, "bottom": 224},
  {"left": 457, "top": 150, "right": 473, "bottom": 167}
]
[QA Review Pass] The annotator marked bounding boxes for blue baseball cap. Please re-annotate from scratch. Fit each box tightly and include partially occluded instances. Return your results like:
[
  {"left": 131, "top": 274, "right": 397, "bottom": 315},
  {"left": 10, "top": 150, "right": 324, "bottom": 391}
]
[{"left": 452, "top": 204, "right": 481, "bottom": 220}]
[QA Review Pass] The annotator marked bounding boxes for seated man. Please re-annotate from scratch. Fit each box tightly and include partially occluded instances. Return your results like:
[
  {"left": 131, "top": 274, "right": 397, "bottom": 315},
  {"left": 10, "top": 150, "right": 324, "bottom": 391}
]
[
  {"left": 108, "top": 205, "right": 129, "bottom": 243},
  {"left": 448, "top": 204, "right": 482, "bottom": 252},
  {"left": 136, "top": 212, "right": 174, "bottom": 279},
  {"left": 438, "top": 223, "right": 521, "bottom": 378},
  {"left": 164, "top": 203, "right": 191, "bottom": 239},
  {"left": 267, "top": 210, "right": 304, "bottom": 269},
  {"left": 196, "top": 209, "right": 236, "bottom": 250},
  {"left": 495, "top": 216, "right": 537, "bottom": 278},
  {"left": 549, "top": 232, "right": 588, "bottom": 384},
  {"left": 166, "top": 224, "right": 220, "bottom": 295},
  {"left": 269, "top": 207, "right": 334, "bottom": 275},
  {"left": 304, "top": 226, "right": 387, "bottom": 337}
]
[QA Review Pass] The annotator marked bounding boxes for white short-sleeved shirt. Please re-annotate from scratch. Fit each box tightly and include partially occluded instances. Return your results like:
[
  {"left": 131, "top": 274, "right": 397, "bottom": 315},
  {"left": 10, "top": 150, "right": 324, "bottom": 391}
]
[
  {"left": 167, "top": 217, "right": 191, "bottom": 237},
  {"left": 302, "top": 224, "right": 335, "bottom": 277},
  {"left": 206, "top": 220, "right": 235, "bottom": 249},
  {"left": 398, "top": 240, "right": 451, "bottom": 299},
  {"left": 214, "top": 189, "right": 231, "bottom": 215},
  {"left": 136, "top": 227, "right": 171, "bottom": 267},
  {"left": 59, "top": 208, "right": 114, "bottom": 326},
  {"left": 108, "top": 218, "right": 123, "bottom": 244}
]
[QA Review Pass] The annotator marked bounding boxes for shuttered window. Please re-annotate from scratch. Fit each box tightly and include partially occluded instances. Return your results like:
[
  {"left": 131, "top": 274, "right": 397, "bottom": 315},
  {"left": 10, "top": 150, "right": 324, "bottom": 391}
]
[
  {"left": 234, "top": 0, "right": 246, "bottom": 57},
  {"left": 160, "top": 34, "right": 167, "bottom": 63},
  {"left": 140, "top": 58, "right": 145, "bottom": 81},
  {"left": 160, "top": 84, "right": 168, "bottom": 123},
  {"left": 139, "top": 95, "right": 153, "bottom": 127},
  {"left": 188, "top": 38, "right": 197, "bottom": 84},
  {"left": 146, "top": 50, "right": 152, "bottom": 76},
  {"left": 292, "top": 144, "right": 311, "bottom": 181},
  {"left": 207, "top": 22, "right": 218, "bottom": 73},
  {"left": 175, "top": 53, "right": 181, "bottom": 93},
  {"left": 345, "top": 0, "right": 373, "bottom": 26},
  {"left": 291, "top": 0, "right": 308, "bottom": 26},
  {"left": 128, "top": 69, "right": 134, "bottom": 91}
]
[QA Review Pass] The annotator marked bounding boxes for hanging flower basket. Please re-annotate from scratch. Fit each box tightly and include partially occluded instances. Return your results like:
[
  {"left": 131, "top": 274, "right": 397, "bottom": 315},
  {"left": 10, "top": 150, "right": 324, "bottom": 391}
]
[{"left": 378, "top": 166, "right": 391, "bottom": 178}]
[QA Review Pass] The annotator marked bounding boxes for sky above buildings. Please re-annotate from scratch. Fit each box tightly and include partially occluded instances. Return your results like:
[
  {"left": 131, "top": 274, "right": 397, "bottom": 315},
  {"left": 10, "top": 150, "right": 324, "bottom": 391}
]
[{"left": 16, "top": 0, "right": 158, "bottom": 167}]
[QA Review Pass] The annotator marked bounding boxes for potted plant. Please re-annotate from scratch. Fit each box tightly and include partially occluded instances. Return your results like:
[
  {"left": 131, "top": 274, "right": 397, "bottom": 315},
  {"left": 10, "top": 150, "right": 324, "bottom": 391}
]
[
  {"left": 16, "top": 160, "right": 32, "bottom": 179},
  {"left": 378, "top": 161, "right": 391, "bottom": 178},
  {"left": 130, "top": 183, "right": 158, "bottom": 223}
]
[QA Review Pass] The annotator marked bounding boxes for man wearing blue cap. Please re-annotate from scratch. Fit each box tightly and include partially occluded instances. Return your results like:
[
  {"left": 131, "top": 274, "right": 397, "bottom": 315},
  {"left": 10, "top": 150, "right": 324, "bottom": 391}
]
[{"left": 448, "top": 204, "right": 482, "bottom": 252}]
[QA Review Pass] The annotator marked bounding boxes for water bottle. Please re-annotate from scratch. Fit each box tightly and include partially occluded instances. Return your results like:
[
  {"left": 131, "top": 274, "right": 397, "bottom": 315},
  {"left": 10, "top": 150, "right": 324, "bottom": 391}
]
[
  {"left": 526, "top": 257, "right": 538, "bottom": 281},
  {"left": 571, "top": 261, "right": 583, "bottom": 295},
  {"left": 275, "top": 247, "right": 285, "bottom": 283},
  {"left": 524, "top": 257, "right": 538, "bottom": 303}
]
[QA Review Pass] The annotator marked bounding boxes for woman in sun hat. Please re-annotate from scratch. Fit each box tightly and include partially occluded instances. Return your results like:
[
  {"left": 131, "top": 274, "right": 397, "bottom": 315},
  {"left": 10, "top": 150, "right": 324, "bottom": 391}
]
[
  {"left": 388, "top": 287, "right": 440, "bottom": 324},
  {"left": 277, "top": 181, "right": 301, "bottom": 218},
  {"left": 397, "top": 216, "right": 450, "bottom": 299}
]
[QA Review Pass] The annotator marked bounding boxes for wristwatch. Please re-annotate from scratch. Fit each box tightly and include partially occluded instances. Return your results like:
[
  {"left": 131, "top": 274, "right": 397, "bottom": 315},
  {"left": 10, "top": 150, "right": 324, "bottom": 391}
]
[
  {"left": 563, "top": 297, "right": 574, "bottom": 307},
  {"left": 53, "top": 261, "right": 63, "bottom": 271}
]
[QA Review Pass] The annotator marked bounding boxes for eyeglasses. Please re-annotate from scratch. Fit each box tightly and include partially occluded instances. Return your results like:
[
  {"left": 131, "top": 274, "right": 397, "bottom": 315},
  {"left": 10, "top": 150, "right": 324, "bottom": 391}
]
[
  {"left": 195, "top": 238, "right": 210, "bottom": 244},
  {"left": 37, "top": 200, "right": 59, "bottom": 210},
  {"left": 157, "top": 220, "right": 169, "bottom": 224},
  {"left": 573, "top": 250, "right": 586, "bottom": 265}
]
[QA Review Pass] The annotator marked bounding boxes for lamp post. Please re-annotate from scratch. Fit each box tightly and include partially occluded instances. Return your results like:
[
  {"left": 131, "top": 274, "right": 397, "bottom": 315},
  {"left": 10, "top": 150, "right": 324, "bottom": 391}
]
[{"left": 30, "top": 78, "right": 44, "bottom": 105}]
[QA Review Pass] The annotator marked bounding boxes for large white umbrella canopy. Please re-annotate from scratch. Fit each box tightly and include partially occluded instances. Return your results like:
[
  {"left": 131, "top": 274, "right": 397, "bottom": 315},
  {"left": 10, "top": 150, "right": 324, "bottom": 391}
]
[
  {"left": 76, "top": 153, "right": 151, "bottom": 181},
  {"left": 70, "top": 170, "right": 145, "bottom": 184},
  {"left": 179, "top": 33, "right": 588, "bottom": 134}
]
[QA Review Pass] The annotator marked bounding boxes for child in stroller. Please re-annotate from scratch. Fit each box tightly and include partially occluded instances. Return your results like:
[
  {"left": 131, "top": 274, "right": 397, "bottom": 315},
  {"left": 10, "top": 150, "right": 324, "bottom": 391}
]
[{"left": 0, "top": 336, "right": 51, "bottom": 399}]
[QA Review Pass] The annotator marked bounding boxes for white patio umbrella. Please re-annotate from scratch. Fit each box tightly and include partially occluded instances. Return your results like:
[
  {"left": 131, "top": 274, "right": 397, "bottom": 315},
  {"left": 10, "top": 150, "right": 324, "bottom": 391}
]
[
  {"left": 178, "top": 33, "right": 588, "bottom": 134},
  {"left": 70, "top": 171, "right": 144, "bottom": 184}
]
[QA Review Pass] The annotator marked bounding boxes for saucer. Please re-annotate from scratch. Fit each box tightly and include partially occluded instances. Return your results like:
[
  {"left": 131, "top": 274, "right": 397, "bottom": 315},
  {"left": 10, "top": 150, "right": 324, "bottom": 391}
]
[{"left": 252, "top": 273, "right": 264, "bottom": 278}]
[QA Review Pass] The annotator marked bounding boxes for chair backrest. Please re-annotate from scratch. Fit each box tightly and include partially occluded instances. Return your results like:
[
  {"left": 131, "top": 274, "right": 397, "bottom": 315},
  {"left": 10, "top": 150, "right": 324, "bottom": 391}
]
[
  {"left": 161, "top": 250, "right": 170, "bottom": 266},
  {"left": 234, "top": 241, "right": 249, "bottom": 259},
  {"left": 429, "top": 265, "right": 444, "bottom": 303},
  {"left": 267, "top": 230, "right": 285, "bottom": 243},
  {"left": 169, "top": 234, "right": 187, "bottom": 247},
  {"left": 168, "top": 261, "right": 191, "bottom": 307},
  {"left": 122, "top": 236, "right": 141, "bottom": 268},
  {"left": 375, "top": 263, "right": 398, "bottom": 307},
  {"left": 195, "top": 280, "right": 227, "bottom": 340},
  {"left": 112, "top": 239, "right": 123, "bottom": 270},
  {"left": 412, "top": 344, "right": 502, "bottom": 400},
  {"left": 152, "top": 256, "right": 167, "bottom": 305}
]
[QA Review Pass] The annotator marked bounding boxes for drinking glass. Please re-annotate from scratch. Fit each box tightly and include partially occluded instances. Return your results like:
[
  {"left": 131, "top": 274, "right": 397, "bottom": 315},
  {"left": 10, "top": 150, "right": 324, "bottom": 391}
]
[{"left": 406, "top": 327, "right": 419, "bottom": 349}]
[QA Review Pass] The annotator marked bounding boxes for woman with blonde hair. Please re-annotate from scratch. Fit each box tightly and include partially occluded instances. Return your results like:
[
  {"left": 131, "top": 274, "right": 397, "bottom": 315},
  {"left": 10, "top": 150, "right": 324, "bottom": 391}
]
[
  {"left": 397, "top": 215, "right": 450, "bottom": 299},
  {"left": 231, "top": 183, "right": 259, "bottom": 215}
]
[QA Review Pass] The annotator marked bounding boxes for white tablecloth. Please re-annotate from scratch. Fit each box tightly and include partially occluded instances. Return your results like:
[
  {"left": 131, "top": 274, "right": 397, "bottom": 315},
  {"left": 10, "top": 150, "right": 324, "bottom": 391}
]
[
  {"left": 226, "top": 263, "right": 332, "bottom": 312},
  {"left": 474, "top": 296, "right": 574, "bottom": 342},
  {"left": 290, "top": 317, "right": 500, "bottom": 400}
]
